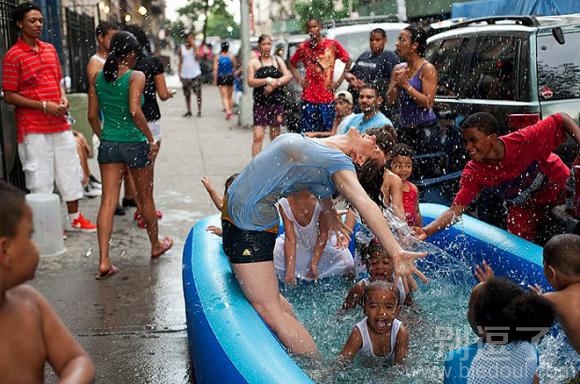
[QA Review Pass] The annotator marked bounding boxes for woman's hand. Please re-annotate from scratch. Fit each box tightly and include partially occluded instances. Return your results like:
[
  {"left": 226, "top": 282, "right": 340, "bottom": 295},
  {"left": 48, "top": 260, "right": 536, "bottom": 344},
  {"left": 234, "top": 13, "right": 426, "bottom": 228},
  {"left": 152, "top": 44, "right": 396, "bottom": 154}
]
[
  {"left": 393, "top": 250, "right": 429, "bottom": 293},
  {"left": 393, "top": 67, "right": 410, "bottom": 89},
  {"left": 147, "top": 141, "right": 159, "bottom": 161},
  {"left": 307, "top": 263, "right": 319, "bottom": 281},
  {"left": 284, "top": 271, "right": 297, "bottom": 286}
]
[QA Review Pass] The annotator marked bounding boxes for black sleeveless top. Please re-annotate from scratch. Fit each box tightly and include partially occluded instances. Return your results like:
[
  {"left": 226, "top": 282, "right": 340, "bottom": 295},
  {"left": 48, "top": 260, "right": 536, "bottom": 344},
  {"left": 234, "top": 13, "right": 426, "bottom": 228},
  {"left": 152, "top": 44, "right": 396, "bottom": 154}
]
[{"left": 253, "top": 56, "right": 284, "bottom": 105}]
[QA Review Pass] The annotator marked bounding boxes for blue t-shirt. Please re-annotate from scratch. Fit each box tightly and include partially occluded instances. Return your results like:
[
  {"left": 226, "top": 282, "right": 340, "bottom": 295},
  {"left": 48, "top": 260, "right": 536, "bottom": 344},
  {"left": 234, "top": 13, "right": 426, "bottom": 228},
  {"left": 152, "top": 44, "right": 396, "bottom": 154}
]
[
  {"left": 227, "top": 133, "right": 355, "bottom": 231},
  {"left": 444, "top": 341, "right": 539, "bottom": 384},
  {"left": 347, "top": 112, "right": 393, "bottom": 134}
]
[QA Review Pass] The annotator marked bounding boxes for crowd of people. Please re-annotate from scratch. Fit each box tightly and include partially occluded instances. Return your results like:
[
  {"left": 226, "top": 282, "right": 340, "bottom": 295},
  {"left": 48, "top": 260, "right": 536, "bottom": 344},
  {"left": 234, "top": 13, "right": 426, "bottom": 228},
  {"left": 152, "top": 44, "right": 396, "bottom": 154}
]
[{"left": 1, "top": 2, "right": 580, "bottom": 382}]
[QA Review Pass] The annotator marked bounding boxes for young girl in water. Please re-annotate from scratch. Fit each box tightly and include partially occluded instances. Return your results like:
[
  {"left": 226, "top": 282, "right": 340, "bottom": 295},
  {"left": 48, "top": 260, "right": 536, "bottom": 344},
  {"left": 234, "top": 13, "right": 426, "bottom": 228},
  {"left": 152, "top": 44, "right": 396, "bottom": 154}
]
[
  {"left": 389, "top": 143, "right": 422, "bottom": 227},
  {"left": 341, "top": 237, "right": 410, "bottom": 311},
  {"left": 273, "top": 190, "right": 354, "bottom": 285},
  {"left": 444, "top": 277, "right": 555, "bottom": 383},
  {"left": 339, "top": 280, "right": 408, "bottom": 366}
]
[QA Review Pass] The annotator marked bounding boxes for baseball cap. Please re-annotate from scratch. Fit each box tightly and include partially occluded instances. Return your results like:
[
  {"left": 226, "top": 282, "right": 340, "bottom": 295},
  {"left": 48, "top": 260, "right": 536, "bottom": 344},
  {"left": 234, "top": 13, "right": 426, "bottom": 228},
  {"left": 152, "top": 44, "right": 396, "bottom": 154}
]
[{"left": 335, "top": 90, "right": 353, "bottom": 105}]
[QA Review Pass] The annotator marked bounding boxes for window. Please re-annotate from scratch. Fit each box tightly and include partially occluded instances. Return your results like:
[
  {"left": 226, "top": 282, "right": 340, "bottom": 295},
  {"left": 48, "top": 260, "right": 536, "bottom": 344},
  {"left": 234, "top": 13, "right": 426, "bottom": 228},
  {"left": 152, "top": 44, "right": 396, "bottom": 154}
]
[
  {"left": 425, "top": 37, "right": 465, "bottom": 97},
  {"left": 537, "top": 29, "right": 580, "bottom": 101}
]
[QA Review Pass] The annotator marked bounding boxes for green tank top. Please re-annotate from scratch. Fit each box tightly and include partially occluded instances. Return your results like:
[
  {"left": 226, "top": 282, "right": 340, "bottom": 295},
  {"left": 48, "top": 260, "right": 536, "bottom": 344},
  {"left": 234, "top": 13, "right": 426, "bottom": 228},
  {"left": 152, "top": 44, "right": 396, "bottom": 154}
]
[{"left": 95, "top": 70, "right": 146, "bottom": 143}]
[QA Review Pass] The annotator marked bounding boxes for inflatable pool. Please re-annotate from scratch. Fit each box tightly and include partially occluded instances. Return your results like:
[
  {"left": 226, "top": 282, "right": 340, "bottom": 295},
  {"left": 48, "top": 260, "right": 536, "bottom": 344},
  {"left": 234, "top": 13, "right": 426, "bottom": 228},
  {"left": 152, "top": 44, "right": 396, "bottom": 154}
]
[{"left": 182, "top": 203, "right": 549, "bottom": 383}]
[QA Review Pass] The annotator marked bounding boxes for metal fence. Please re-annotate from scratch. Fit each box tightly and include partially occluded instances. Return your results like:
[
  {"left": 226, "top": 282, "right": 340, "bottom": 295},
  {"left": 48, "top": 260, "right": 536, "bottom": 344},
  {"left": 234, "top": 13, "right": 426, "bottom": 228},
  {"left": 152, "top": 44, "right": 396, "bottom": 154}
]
[
  {"left": 65, "top": 8, "right": 95, "bottom": 93},
  {"left": 0, "top": 0, "right": 25, "bottom": 189}
]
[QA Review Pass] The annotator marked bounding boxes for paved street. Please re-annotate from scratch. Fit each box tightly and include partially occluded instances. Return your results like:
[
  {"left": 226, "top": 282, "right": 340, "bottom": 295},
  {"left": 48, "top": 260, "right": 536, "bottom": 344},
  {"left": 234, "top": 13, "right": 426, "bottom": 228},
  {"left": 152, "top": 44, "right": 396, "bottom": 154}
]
[{"left": 37, "top": 81, "right": 254, "bottom": 383}]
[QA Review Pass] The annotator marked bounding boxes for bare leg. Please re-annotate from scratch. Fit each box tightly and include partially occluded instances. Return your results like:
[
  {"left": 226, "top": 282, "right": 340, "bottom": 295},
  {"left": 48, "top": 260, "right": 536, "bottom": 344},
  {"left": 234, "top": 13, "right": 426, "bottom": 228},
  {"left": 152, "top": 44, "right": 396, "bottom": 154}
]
[
  {"left": 131, "top": 164, "right": 167, "bottom": 255},
  {"left": 270, "top": 126, "right": 281, "bottom": 142},
  {"left": 219, "top": 85, "right": 231, "bottom": 114},
  {"left": 252, "top": 125, "right": 266, "bottom": 157},
  {"left": 196, "top": 90, "right": 202, "bottom": 115},
  {"left": 97, "top": 163, "right": 124, "bottom": 273},
  {"left": 74, "top": 133, "right": 90, "bottom": 186},
  {"left": 232, "top": 261, "right": 318, "bottom": 356},
  {"left": 66, "top": 200, "right": 79, "bottom": 215},
  {"left": 123, "top": 166, "right": 137, "bottom": 202}
]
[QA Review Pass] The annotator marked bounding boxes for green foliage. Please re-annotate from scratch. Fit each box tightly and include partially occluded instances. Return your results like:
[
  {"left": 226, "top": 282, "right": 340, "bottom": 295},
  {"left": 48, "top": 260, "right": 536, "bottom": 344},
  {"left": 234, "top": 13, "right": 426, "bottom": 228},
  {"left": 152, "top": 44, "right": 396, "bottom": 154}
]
[
  {"left": 168, "top": 0, "right": 239, "bottom": 42},
  {"left": 293, "top": 0, "right": 352, "bottom": 30},
  {"left": 206, "top": 11, "right": 240, "bottom": 38}
]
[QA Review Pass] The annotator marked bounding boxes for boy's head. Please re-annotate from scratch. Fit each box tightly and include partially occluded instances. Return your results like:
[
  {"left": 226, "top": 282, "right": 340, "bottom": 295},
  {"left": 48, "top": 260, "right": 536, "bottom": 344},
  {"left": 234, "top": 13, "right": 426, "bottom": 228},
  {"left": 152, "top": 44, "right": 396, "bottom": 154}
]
[
  {"left": 363, "top": 238, "right": 394, "bottom": 281},
  {"left": 0, "top": 182, "right": 39, "bottom": 287},
  {"left": 95, "top": 22, "right": 118, "bottom": 52},
  {"left": 334, "top": 90, "right": 353, "bottom": 117},
  {"left": 306, "top": 18, "right": 322, "bottom": 40},
  {"left": 13, "top": 2, "right": 42, "bottom": 38},
  {"left": 363, "top": 280, "right": 400, "bottom": 334},
  {"left": 369, "top": 28, "right": 387, "bottom": 55},
  {"left": 543, "top": 234, "right": 580, "bottom": 289}
]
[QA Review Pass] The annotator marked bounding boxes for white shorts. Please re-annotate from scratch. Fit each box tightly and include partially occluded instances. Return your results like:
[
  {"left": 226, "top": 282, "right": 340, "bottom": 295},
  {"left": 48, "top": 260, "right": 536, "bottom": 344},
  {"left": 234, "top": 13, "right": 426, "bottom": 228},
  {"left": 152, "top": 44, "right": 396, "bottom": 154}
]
[
  {"left": 18, "top": 131, "right": 84, "bottom": 202},
  {"left": 148, "top": 120, "right": 161, "bottom": 142}
]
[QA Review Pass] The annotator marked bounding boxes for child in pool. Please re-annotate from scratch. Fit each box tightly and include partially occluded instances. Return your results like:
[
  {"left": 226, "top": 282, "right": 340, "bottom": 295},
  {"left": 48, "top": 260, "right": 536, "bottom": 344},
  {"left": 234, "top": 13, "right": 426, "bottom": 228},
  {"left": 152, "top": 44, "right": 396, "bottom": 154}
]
[
  {"left": 338, "top": 280, "right": 409, "bottom": 366},
  {"left": 444, "top": 277, "right": 555, "bottom": 383},
  {"left": 388, "top": 143, "right": 421, "bottom": 227},
  {"left": 0, "top": 181, "right": 95, "bottom": 383},
  {"left": 273, "top": 190, "right": 354, "bottom": 284},
  {"left": 201, "top": 174, "right": 238, "bottom": 236},
  {"left": 341, "top": 237, "right": 411, "bottom": 311}
]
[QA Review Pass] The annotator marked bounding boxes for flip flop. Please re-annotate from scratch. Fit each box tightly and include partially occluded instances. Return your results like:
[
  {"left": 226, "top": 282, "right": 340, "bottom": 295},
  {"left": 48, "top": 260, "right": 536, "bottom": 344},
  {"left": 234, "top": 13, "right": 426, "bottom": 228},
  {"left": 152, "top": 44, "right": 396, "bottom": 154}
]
[
  {"left": 151, "top": 236, "right": 173, "bottom": 258},
  {"left": 95, "top": 265, "right": 119, "bottom": 280}
]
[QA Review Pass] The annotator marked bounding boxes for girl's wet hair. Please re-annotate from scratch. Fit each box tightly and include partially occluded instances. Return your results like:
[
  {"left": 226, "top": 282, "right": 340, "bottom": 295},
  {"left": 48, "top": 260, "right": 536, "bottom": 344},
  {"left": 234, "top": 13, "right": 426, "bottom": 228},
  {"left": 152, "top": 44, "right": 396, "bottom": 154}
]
[
  {"left": 365, "top": 126, "right": 398, "bottom": 156},
  {"left": 224, "top": 173, "right": 239, "bottom": 194},
  {"left": 363, "top": 280, "right": 400, "bottom": 306},
  {"left": 472, "top": 277, "right": 555, "bottom": 342},
  {"left": 390, "top": 143, "right": 415, "bottom": 163},
  {"left": 361, "top": 237, "right": 390, "bottom": 264},
  {"left": 356, "top": 160, "right": 385, "bottom": 210},
  {"left": 0, "top": 181, "right": 26, "bottom": 238},
  {"left": 221, "top": 41, "right": 229, "bottom": 52},
  {"left": 258, "top": 34, "right": 271, "bottom": 44},
  {"left": 103, "top": 31, "right": 140, "bottom": 82},
  {"left": 404, "top": 25, "right": 428, "bottom": 56},
  {"left": 123, "top": 24, "right": 151, "bottom": 55}
]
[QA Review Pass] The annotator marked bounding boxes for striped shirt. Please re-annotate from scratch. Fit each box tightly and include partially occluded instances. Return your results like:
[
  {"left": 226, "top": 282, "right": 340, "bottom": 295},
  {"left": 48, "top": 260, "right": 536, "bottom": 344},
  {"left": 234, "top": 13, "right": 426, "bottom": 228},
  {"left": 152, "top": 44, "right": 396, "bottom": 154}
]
[{"left": 2, "top": 38, "right": 69, "bottom": 143}]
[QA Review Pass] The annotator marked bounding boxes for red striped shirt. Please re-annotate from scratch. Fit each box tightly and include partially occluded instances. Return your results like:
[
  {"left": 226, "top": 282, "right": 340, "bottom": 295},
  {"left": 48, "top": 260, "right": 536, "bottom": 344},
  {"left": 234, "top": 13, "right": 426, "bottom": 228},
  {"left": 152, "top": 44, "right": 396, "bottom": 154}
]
[{"left": 2, "top": 38, "right": 69, "bottom": 143}]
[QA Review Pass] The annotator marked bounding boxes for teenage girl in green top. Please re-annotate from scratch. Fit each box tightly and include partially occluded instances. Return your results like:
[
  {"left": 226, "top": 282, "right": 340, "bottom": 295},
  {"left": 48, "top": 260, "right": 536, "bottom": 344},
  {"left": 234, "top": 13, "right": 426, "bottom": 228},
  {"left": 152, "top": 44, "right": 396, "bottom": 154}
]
[{"left": 88, "top": 31, "right": 173, "bottom": 280}]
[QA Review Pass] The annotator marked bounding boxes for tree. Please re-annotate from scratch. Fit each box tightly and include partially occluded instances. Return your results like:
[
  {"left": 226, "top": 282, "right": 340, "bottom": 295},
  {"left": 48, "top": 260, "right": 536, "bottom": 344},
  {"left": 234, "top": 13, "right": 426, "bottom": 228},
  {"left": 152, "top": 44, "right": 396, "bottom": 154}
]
[
  {"left": 293, "top": 0, "right": 351, "bottom": 29},
  {"left": 169, "top": 0, "right": 238, "bottom": 44}
]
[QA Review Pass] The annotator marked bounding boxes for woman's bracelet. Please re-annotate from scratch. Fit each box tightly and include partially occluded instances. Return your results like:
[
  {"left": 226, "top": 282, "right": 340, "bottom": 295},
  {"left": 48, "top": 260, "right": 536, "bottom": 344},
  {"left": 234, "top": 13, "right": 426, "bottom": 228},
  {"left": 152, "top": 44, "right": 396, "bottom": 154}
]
[
  {"left": 42, "top": 101, "right": 47, "bottom": 114},
  {"left": 265, "top": 77, "right": 273, "bottom": 85}
]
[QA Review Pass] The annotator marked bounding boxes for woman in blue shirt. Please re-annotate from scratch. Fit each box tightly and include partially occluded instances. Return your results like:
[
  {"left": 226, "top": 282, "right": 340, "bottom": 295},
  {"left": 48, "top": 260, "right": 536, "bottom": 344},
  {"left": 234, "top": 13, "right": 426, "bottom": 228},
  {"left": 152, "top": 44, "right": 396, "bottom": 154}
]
[{"left": 222, "top": 128, "right": 428, "bottom": 356}]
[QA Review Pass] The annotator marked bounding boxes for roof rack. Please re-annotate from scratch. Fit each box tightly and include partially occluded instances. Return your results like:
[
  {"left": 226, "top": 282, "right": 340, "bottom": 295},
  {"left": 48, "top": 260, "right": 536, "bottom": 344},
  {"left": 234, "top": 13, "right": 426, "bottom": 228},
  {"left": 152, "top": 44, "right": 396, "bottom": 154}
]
[
  {"left": 323, "top": 15, "right": 400, "bottom": 29},
  {"left": 446, "top": 15, "right": 540, "bottom": 31}
]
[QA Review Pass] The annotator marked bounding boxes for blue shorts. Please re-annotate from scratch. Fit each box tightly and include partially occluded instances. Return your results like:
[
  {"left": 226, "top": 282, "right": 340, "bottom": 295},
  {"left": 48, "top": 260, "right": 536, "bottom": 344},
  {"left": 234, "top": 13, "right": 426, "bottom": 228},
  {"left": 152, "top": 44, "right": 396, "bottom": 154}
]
[
  {"left": 300, "top": 102, "right": 335, "bottom": 133},
  {"left": 97, "top": 140, "right": 150, "bottom": 169}
]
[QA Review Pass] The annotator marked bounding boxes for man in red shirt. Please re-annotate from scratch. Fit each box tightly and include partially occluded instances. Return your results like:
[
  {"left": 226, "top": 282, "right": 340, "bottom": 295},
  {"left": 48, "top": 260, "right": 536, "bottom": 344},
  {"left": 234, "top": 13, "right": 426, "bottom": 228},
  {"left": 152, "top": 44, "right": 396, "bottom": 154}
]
[
  {"left": 418, "top": 111, "right": 580, "bottom": 242},
  {"left": 2, "top": 2, "right": 96, "bottom": 233},
  {"left": 289, "top": 17, "right": 351, "bottom": 134}
]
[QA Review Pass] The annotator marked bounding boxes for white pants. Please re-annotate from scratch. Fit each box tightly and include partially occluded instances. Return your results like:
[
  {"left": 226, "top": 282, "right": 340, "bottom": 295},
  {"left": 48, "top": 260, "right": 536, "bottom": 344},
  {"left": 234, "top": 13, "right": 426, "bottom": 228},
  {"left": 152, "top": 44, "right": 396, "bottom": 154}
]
[{"left": 18, "top": 131, "right": 84, "bottom": 202}]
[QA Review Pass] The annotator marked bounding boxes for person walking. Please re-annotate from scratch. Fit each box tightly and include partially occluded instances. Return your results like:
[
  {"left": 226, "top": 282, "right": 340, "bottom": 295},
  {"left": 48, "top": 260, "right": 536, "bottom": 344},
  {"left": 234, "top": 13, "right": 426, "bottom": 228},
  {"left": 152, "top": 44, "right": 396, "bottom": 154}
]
[
  {"left": 2, "top": 2, "right": 97, "bottom": 233},
  {"left": 289, "top": 17, "right": 352, "bottom": 135},
  {"left": 213, "top": 41, "right": 237, "bottom": 120},
  {"left": 247, "top": 34, "right": 293, "bottom": 156},
  {"left": 178, "top": 31, "right": 203, "bottom": 118},
  {"left": 386, "top": 25, "right": 438, "bottom": 154},
  {"left": 88, "top": 31, "right": 173, "bottom": 280}
]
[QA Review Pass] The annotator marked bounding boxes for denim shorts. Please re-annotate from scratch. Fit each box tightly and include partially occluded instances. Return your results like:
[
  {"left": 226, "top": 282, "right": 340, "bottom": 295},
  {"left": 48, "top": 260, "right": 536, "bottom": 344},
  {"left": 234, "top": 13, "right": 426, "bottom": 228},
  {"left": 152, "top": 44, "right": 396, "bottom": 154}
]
[{"left": 97, "top": 140, "right": 150, "bottom": 169}]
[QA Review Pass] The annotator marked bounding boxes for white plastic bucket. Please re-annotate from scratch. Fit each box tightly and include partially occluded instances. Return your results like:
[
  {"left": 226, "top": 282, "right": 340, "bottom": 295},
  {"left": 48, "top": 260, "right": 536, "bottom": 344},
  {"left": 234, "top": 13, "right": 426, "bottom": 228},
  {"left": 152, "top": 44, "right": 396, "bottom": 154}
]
[{"left": 25, "top": 193, "right": 66, "bottom": 257}]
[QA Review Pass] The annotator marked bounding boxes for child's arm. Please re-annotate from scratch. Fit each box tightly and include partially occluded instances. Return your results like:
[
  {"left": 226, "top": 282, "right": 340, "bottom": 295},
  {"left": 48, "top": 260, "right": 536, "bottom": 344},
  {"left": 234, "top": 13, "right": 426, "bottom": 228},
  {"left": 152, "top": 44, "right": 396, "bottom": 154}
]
[
  {"left": 338, "top": 326, "right": 363, "bottom": 364},
  {"left": 393, "top": 323, "right": 409, "bottom": 365},
  {"left": 382, "top": 171, "right": 406, "bottom": 222},
  {"left": 474, "top": 260, "right": 494, "bottom": 283},
  {"left": 308, "top": 208, "right": 329, "bottom": 281},
  {"left": 411, "top": 182, "right": 422, "bottom": 227},
  {"left": 34, "top": 287, "right": 95, "bottom": 383},
  {"left": 340, "top": 283, "right": 364, "bottom": 311},
  {"left": 279, "top": 205, "right": 298, "bottom": 286},
  {"left": 201, "top": 176, "right": 224, "bottom": 211}
]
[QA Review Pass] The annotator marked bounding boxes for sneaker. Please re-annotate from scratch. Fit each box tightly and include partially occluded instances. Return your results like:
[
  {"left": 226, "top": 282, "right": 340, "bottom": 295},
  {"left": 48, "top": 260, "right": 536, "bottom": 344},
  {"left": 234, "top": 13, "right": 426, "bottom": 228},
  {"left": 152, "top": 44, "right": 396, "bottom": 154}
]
[
  {"left": 197, "top": 112, "right": 203, "bottom": 117},
  {"left": 183, "top": 111, "right": 192, "bottom": 118},
  {"left": 89, "top": 174, "right": 102, "bottom": 189},
  {"left": 83, "top": 184, "right": 102, "bottom": 198},
  {"left": 66, "top": 213, "right": 97, "bottom": 233}
]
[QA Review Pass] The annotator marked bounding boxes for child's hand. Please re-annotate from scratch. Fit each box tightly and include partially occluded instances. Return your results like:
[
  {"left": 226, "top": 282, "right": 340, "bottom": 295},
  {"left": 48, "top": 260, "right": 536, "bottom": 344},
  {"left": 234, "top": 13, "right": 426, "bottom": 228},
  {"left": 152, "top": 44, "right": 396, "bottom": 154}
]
[
  {"left": 413, "top": 226, "right": 428, "bottom": 240},
  {"left": 307, "top": 264, "right": 319, "bottom": 281},
  {"left": 474, "top": 260, "right": 494, "bottom": 282},
  {"left": 206, "top": 225, "right": 222, "bottom": 236},
  {"left": 284, "top": 272, "right": 297, "bottom": 286},
  {"left": 528, "top": 284, "right": 544, "bottom": 295}
]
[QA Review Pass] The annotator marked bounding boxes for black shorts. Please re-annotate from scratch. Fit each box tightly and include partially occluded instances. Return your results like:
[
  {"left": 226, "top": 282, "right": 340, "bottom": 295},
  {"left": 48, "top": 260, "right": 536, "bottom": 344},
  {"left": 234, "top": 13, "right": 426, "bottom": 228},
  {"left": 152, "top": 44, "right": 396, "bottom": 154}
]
[
  {"left": 217, "top": 75, "right": 234, "bottom": 86},
  {"left": 222, "top": 220, "right": 276, "bottom": 264}
]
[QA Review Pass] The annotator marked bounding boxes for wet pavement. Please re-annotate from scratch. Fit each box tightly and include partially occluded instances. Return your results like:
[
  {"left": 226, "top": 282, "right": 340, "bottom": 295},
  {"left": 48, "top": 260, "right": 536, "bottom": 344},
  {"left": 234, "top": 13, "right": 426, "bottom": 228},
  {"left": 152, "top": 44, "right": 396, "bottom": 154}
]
[{"left": 36, "top": 81, "right": 253, "bottom": 383}]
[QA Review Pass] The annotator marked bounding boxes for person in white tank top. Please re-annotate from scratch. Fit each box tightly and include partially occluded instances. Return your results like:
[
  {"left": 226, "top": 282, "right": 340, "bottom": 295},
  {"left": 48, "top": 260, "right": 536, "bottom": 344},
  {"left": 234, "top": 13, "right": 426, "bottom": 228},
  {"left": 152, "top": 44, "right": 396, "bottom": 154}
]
[
  {"left": 339, "top": 280, "right": 409, "bottom": 366},
  {"left": 178, "top": 32, "right": 203, "bottom": 117}
]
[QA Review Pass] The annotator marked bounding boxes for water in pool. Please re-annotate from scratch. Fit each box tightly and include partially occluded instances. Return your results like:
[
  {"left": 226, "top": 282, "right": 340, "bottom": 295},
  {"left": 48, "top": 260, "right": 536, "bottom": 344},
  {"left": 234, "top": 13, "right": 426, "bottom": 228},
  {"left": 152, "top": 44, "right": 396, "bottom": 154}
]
[{"left": 281, "top": 239, "right": 579, "bottom": 383}]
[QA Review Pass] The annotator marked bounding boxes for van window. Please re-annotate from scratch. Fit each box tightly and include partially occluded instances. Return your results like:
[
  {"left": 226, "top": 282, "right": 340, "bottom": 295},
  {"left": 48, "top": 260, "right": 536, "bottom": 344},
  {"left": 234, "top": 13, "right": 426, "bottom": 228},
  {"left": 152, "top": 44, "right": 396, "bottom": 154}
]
[
  {"left": 464, "top": 36, "right": 519, "bottom": 101},
  {"left": 425, "top": 38, "right": 465, "bottom": 97},
  {"left": 537, "top": 30, "right": 580, "bottom": 101}
]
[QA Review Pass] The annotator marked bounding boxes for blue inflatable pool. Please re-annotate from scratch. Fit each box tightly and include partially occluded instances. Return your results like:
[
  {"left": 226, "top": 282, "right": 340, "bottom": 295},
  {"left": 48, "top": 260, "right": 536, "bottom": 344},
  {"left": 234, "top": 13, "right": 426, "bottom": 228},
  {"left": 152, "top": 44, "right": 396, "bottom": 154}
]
[{"left": 182, "top": 203, "right": 549, "bottom": 383}]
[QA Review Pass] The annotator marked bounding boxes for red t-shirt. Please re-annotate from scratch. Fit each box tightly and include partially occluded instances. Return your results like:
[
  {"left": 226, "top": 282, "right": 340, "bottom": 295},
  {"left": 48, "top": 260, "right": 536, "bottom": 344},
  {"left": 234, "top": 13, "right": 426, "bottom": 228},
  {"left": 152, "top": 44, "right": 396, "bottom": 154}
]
[
  {"left": 290, "top": 38, "right": 349, "bottom": 103},
  {"left": 454, "top": 113, "right": 570, "bottom": 207},
  {"left": 2, "top": 38, "right": 69, "bottom": 143}
]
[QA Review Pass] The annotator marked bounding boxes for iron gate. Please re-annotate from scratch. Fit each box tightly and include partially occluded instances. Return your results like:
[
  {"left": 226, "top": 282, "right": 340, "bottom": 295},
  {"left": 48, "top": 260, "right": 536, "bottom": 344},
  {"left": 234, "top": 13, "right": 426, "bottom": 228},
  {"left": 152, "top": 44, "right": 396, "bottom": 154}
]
[{"left": 65, "top": 8, "right": 95, "bottom": 93}]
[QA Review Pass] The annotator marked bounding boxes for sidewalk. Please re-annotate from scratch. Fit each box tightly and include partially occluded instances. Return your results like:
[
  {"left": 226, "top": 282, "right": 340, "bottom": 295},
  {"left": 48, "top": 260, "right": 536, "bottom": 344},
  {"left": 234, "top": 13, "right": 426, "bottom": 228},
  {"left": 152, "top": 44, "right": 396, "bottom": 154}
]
[{"left": 38, "top": 84, "right": 253, "bottom": 383}]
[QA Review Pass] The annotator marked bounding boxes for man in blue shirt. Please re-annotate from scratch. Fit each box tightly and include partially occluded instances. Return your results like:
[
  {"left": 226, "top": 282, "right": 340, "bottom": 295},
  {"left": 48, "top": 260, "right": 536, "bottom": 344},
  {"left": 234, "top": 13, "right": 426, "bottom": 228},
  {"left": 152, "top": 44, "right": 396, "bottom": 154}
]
[{"left": 345, "top": 85, "right": 393, "bottom": 134}]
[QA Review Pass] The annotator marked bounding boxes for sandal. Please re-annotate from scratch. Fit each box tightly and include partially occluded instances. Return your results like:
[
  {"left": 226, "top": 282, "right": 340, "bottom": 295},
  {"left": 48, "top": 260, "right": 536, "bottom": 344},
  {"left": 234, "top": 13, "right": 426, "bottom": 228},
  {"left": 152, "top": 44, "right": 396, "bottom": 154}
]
[
  {"left": 151, "top": 236, "right": 173, "bottom": 258},
  {"left": 95, "top": 265, "right": 119, "bottom": 280}
]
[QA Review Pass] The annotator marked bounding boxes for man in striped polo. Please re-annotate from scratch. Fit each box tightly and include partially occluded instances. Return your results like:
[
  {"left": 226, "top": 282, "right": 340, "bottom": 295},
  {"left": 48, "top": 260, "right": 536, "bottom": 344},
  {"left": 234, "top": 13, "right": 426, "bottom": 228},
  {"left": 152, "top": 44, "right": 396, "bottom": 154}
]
[{"left": 2, "top": 2, "right": 97, "bottom": 233}]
